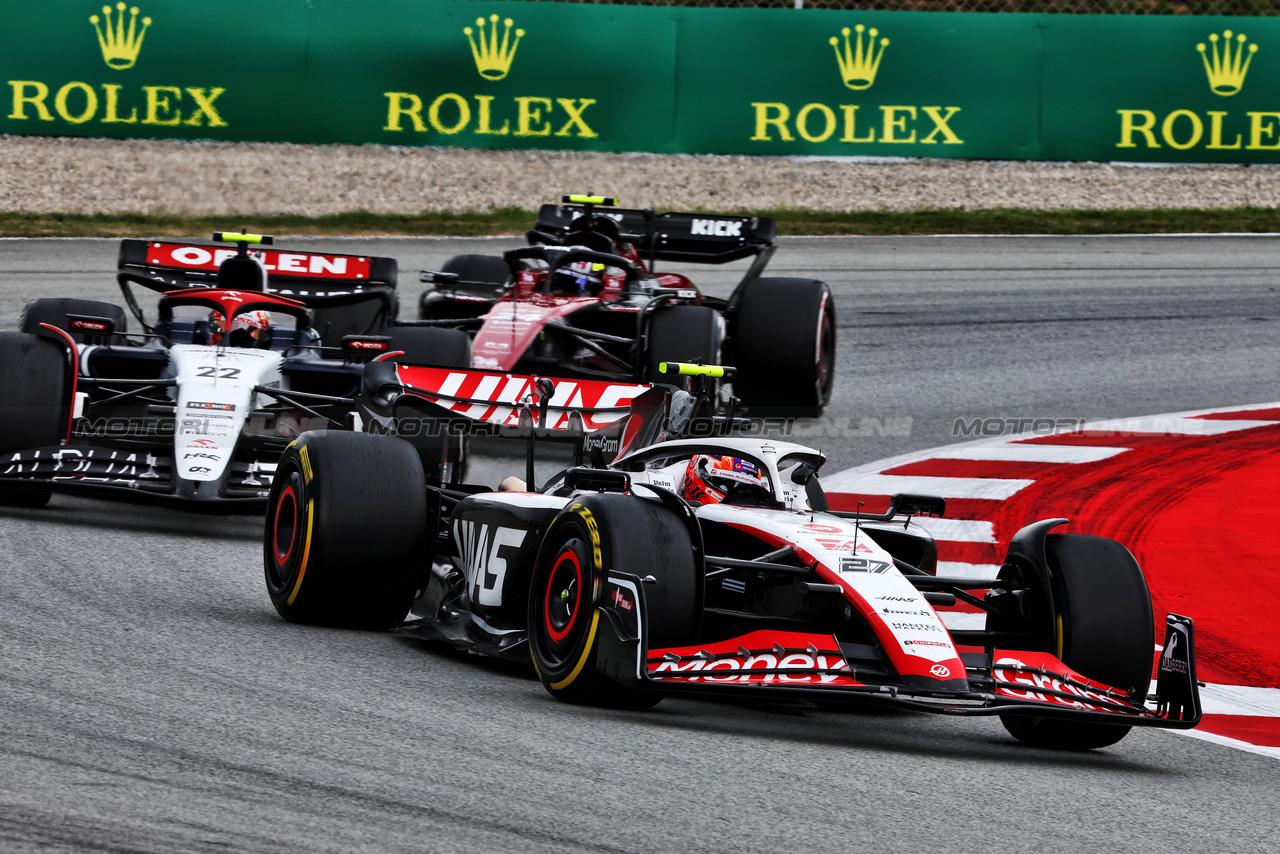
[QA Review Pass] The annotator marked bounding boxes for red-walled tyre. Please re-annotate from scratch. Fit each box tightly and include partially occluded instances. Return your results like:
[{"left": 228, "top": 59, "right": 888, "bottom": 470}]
[
  {"left": 529, "top": 492, "right": 700, "bottom": 710},
  {"left": 264, "top": 431, "right": 427, "bottom": 629}
]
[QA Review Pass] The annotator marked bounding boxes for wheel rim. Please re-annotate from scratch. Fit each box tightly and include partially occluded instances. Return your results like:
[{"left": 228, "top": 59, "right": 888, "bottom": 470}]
[
  {"left": 267, "top": 472, "right": 303, "bottom": 592},
  {"left": 544, "top": 543, "right": 584, "bottom": 647},
  {"left": 273, "top": 485, "right": 298, "bottom": 568}
]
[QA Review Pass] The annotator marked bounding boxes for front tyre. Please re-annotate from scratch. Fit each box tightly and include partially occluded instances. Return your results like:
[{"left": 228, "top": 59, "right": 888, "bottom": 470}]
[
  {"left": 0, "top": 332, "right": 69, "bottom": 507},
  {"left": 999, "top": 533, "right": 1154, "bottom": 750},
  {"left": 529, "top": 493, "right": 701, "bottom": 709},
  {"left": 264, "top": 432, "right": 427, "bottom": 629},
  {"left": 730, "top": 278, "right": 835, "bottom": 417}
]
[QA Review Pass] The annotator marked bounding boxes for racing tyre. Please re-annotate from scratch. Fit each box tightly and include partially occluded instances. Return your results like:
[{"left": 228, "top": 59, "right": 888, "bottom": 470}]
[
  {"left": 998, "top": 533, "right": 1154, "bottom": 750},
  {"left": 441, "top": 254, "right": 510, "bottom": 294},
  {"left": 385, "top": 326, "right": 471, "bottom": 368},
  {"left": 20, "top": 298, "right": 127, "bottom": 344},
  {"left": 529, "top": 493, "right": 701, "bottom": 710},
  {"left": 0, "top": 332, "right": 69, "bottom": 507},
  {"left": 730, "top": 278, "right": 835, "bottom": 417},
  {"left": 645, "top": 305, "right": 722, "bottom": 389},
  {"left": 264, "top": 432, "right": 427, "bottom": 629}
]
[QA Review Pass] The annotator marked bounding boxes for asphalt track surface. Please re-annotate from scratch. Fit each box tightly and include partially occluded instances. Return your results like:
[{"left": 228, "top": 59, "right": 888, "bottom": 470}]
[{"left": 2, "top": 236, "right": 1279, "bottom": 852}]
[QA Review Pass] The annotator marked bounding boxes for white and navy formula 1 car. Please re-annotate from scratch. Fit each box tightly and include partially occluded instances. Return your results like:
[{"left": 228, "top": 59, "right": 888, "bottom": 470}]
[
  {"left": 0, "top": 233, "right": 469, "bottom": 508},
  {"left": 264, "top": 362, "right": 1200, "bottom": 750}
]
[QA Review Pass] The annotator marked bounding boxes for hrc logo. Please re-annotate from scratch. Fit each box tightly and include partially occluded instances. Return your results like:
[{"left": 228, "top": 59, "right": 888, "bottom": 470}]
[
  {"left": 829, "top": 24, "right": 888, "bottom": 92},
  {"left": 465, "top": 14, "right": 524, "bottom": 81},
  {"left": 89, "top": 2, "right": 151, "bottom": 70},
  {"left": 1197, "top": 30, "right": 1258, "bottom": 96}
]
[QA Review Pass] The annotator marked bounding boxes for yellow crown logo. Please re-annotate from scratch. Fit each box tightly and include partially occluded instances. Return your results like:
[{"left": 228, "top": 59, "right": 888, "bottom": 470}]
[
  {"left": 465, "top": 14, "right": 524, "bottom": 81},
  {"left": 89, "top": 2, "right": 151, "bottom": 70},
  {"left": 1197, "top": 30, "right": 1258, "bottom": 96},
  {"left": 829, "top": 24, "right": 889, "bottom": 91}
]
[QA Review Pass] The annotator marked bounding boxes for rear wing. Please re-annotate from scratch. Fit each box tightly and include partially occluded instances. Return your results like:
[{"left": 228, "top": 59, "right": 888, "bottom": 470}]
[
  {"left": 392, "top": 365, "right": 651, "bottom": 433},
  {"left": 534, "top": 203, "right": 776, "bottom": 266},
  {"left": 116, "top": 239, "right": 398, "bottom": 298}
]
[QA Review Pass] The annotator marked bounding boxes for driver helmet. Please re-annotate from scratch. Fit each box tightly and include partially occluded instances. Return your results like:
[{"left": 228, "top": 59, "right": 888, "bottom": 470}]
[
  {"left": 549, "top": 260, "right": 606, "bottom": 296},
  {"left": 208, "top": 310, "right": 270, "bottom": 346},
  {"left": 680, "top": 454, "right": 770, "bottom": 506}
]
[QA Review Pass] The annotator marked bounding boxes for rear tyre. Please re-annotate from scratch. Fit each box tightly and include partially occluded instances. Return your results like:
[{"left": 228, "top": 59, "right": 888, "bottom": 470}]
[
  {"left": 529, "top": 493, "right": 701, "bottom": 709},
  {"left": 20, "top": 298, "right": 127, "bottom": 344},
  {"left": 730, "top": 278, "right": 835, "bottom": 417},
  {"left": 0, "top": 332, "right": 69, "bottom": 507},
  {"left": 645, "top": 305, "right": 722, "bottom": 390},
  {"left": 441, "top": 254, "right": 510, "bottom": 294},
  {"left": 999, "top": 533, "right": 1154, "bottom": 750},
  {"left": 264, "top": 432, "right": 427, "bottom": 629},
  {"left": 385, "top": 326, "right": 472, "bottom": 368}
]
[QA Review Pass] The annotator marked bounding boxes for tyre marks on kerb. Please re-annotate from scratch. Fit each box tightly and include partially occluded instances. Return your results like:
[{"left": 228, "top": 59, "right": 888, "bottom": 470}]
[{"left": 825, "top": 402, "right": 1280, "bottom": 758}]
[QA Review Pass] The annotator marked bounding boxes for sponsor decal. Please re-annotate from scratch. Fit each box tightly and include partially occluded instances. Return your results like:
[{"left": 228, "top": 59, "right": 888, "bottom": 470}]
[
  {"left": 1160, "top": 631, "right": 1190, "bottom": 674},
  {"left": 877, "top": 595, "right": 916, "bottom": 602},
  {"left": 880, "top": 608, "right": 933, "bottom": 617},
  {"left": 68, "top": 318, "right": 110, "bottom": 332},
  {"left": 891, "top": 621, "right": 943, "bottom": 633},
  {"left": 454, "top": 520, "right": 527, "bottom": 607},
  {"left": 750, "top": 24, "right": 962, "bottom": 149},
  {"left": 465, "top": 14, "right": 523, "bottom": 81},
  {"left": 382, "top": 11, "right": 597, "bottom": 141},
  {"left": 145, "top": 243, "right": 369, "bottom": 279},
  {"left": 993, "top": 653, "right": 1120, "bottom": 710},
  {"left": 183, "top": 452, "right": 220, "bottom": 460},
  {"left": 611, "top": 588, "right": 632, "bottom": 611},
  {"left": 929, "top": 664, "right": 951, "bottom": 678},
  {"left": 186, "top": 401, "right": 235, "bottom": 411},
  {"left": 650, "top": 632, "right": 857, "bottom": 686},
  {"left": 345, "top": 339, "right": 389, "bottom": 352},
  {"left": 1116, "top": 30, "right": 1277, "bottom": 153},
  {"left": 7, "top": 4, "right": 227, "bottom": 131},
  {"left": 690, "top": 218, "right": 743, "bottom": 237},
  {"left": 903, "top": 639, "right": 950, "bottom": 648}
]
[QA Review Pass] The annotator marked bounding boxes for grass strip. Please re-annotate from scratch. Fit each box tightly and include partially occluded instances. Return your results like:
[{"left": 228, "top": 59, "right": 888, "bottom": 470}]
[{"left": 1, "top": 207, "right": 1278, "bottom": 238}]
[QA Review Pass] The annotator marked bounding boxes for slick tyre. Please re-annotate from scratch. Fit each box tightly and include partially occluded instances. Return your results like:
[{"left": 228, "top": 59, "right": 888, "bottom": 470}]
[
  {"left": 20, "top": 298, "right": 127, "bottom": 344},
  {"left": 529, "top": 493, "right": 701, "bottom": 710},
  {"left": 645, "top": 305, "right": 722, "bottom": 390},
  {"left": 730, "top": 278, "right": 835, "bottom": 417},
  {"left": 0, "top": 332, "right": 69, "bottom": 507},
  {"left": 265, "top": 432, "right": 427, "bottom": 629},
  {"left": 441, "top": 254, "right": 510, "bottom": 294},
  {"left": 383, "top": 327, "right": 471, "bottom": 484},
  {"left": 385, "top": 326, "right": 471, "bottom": 368},
  {"left": 1000, "top": 534, "right": 1154, "bottom": 750}
]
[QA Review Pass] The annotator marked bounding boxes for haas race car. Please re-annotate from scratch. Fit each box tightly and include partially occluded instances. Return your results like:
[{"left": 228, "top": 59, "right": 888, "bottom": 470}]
[
  {"left": 0, "top": 232, "right": 470, "bottom": 508},
  {"left": 418, "top": 195, "right": 836, "bottom": 416},
  {"left": 264, "top": 362, "right": 1201, "bottom": 751}
]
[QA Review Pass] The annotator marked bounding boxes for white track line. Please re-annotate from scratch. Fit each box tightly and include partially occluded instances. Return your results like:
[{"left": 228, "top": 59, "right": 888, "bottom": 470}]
[
  {"left": 905, "top": 519, "right": 996, "bottom": 543},
  {"left": 928, "top": 445, "right": 1129, "bottom": 463},
  {"left": 1200, "top": 684, "right": 1280, "bottom": 718},
  {"left": 936, "top": 562, "right": 1002, "bottom": 579},
  {"left": 833, "top": 474, "right": 1034, "bottom": 501},
  {"left": 1081, "top": 417, "right": 1277, "bottom": 436}
]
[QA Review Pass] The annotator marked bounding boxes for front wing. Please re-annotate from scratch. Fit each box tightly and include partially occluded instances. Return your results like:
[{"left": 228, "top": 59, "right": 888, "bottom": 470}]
[{"left": 596, "top": 574, "right": 1202, "bottom": 729}]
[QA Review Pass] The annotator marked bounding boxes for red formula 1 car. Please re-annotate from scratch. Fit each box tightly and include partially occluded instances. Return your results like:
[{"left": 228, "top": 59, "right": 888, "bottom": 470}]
[
  {"left": 263, "top": 364, "right": 1200, "bottom": 751},
  {"left": 416, "top": 195, "right": 836, "bottom": 416}
]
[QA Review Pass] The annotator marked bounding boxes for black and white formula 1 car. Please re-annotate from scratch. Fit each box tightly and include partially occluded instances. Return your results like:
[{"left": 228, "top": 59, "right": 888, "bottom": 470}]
[
  {"left": 0, "top": 233, "right": 469, "bottom": 508},
  {"left": 417, "top": 195, "right": 836, "bottom": 416},
  {"left": 263, "top": 363, "right": 1201, "bottom": 750}
]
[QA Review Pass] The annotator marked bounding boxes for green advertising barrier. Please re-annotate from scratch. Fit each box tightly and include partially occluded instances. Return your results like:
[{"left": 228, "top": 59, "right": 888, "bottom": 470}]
[
  {"left": 1042, "top": 16, "right": 1280, "bottom": 163},
  {"left": 2, "top": 2, "right": 1280, "bottom": 163},
  {"left": 674, "top": 10, "right": 1042, "bottom": 159}
]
